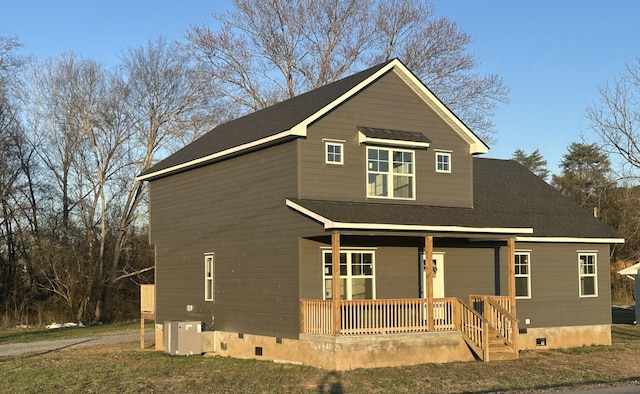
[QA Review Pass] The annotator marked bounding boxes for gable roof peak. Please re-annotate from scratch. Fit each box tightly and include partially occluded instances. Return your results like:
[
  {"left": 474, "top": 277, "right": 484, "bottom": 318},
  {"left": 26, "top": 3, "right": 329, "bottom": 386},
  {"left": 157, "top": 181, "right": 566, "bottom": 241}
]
[{"left": 139, "top": 58, "right": 488, "bottom": 181}]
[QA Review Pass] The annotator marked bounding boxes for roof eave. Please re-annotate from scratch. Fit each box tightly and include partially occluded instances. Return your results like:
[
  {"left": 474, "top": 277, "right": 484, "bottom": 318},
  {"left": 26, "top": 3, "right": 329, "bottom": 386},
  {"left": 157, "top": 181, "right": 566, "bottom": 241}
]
[
  {"left": 515, "top": 236, "right": 625, "bottom": 244},
  {"left": 137, "top": 128, "right": 304, "bottom": 181},
  {"left": 285, "top": 199, "right": 533, "bottom": 235}
]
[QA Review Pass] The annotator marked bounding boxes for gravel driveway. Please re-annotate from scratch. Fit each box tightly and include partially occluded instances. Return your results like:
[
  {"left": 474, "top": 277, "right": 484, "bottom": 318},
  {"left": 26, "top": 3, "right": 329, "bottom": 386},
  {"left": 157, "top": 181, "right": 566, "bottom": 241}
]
[{"left": 0, "top": 332, "right": 154, "bottom": 357}]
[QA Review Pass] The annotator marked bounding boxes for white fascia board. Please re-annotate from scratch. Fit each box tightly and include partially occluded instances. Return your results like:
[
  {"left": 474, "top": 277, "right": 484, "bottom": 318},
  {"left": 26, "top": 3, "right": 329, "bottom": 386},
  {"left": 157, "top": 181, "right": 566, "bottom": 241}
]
[
  {"left": 286, "top": 199, "right": 334, "bottom": 228},
  {"left": 516, "top": 236, "right": 625, "bottom": 244},
  {"left": 137, "top": 129, "right": 302, "bottom": 181},
  {"left": 330, "top": 222, "right": 533, "bottom": 234},
  {"left": 357, "top": 131, "right": 430, "bottom": 149},
  {"left": 291, "top": 62, "right": 402, "bottom": 135},
  {"left": 286, "top": 199, "right": 533, "bottom": 235},
  {"left": 618, "top": 262, "right": 640, "bottom": 275},
  {"left": 391, "top": 64, "right": 489, "bottom": 155}
]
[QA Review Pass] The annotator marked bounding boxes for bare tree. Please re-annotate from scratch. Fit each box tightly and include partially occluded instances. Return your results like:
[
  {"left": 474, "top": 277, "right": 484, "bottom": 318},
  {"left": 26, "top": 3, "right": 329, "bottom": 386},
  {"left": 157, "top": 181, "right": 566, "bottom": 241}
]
[
  {"left": 91, "top": 37, "right": 219, "bottom": 319},
  {"left": 185, "top": 0, "right": 508, "bottom": 141},
  {"left": 587, "top": 57, "right": 640, "bottom": 177},
  {"left": 373, "top": 0, "right": 509, "bottom": 139}
]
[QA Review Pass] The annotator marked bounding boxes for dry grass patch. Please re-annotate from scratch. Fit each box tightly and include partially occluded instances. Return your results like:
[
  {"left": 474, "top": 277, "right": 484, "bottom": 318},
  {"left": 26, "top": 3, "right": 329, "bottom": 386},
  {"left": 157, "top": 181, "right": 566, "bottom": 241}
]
[{"left": 0, "top": 324, "right": 639, "bottom": 393}]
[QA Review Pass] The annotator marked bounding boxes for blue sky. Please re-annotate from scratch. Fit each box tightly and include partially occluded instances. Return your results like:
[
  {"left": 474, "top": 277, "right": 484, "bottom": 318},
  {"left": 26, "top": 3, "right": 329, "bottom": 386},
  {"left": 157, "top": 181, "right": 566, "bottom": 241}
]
[{"left": 2, "top": 1, "right": 638, "bottom": 174}]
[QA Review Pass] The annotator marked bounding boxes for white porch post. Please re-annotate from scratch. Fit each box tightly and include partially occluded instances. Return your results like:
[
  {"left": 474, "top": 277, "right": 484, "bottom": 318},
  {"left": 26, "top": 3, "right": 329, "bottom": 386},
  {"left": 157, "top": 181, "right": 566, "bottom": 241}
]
[
  {"left": 425, "top": 235, "right": 434, "bottom": 331},
  {"left": 331, "top": 231, "right": 341, "bottom": 335}
]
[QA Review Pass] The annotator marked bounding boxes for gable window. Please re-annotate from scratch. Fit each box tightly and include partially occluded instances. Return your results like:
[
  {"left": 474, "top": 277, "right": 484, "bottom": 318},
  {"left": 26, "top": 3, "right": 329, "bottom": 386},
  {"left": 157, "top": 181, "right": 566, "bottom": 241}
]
[
  {"left": 515, "top": 251, "right": 531, "bottom": 299},
  {"left": 435, "top": 151, "right": 451, "bottom": 173},
  {"left": 325, "top": 140, "right": 344, "bottom": 165},
  {"left": 205, "top": 253, "right": 215, "bottom": 301},
  {"left": 323, "top": 250, "right": 375, "bottom": 300},
  {"left": 367, "top": 147, "right": 414, "bottom": 199},
  {"left": 578, "top": 252, "right": 597, "bottom": 297}
]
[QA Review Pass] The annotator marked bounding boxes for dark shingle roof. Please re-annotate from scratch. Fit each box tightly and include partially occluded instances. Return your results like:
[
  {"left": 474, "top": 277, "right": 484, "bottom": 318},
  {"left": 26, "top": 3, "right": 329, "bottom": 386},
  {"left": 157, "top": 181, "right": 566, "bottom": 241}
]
[
  {"left": 141, "top": 60, "right": 394, "bottom": 177},
  {"left": 473, "top": 158, "right": 621, "bottom": 238},
  {"left": 288, "top": 158, "right": 622, "bottom": 239}
]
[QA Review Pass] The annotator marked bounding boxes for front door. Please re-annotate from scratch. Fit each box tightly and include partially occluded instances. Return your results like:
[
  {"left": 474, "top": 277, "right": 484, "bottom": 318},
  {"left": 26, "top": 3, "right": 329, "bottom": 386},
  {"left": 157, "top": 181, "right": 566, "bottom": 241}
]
[
  {"left": 423, "top": 253, "right": 446, "bottom": 323},
  {"left": 423, "top": 252, "right": 445, "bottom": 298}
]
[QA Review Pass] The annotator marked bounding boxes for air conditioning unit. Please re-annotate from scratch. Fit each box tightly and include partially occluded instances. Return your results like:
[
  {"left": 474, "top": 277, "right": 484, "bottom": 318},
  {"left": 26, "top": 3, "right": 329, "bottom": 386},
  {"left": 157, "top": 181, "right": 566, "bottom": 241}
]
[{"left": 163, "top": 321, "right": 202, "bottom": 356}]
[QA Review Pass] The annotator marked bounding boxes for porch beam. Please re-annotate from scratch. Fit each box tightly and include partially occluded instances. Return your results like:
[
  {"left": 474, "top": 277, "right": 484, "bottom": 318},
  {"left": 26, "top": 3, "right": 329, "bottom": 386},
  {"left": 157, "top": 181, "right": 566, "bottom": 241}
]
[
  {"left": 507, "top": 237, "right": 516, "bottom": 317},
  {"left": 425, "top": 235, "right": 434, "bottom": 331},
  {"left": 331, "top": 231, "right": 341, "bottom": 335}
]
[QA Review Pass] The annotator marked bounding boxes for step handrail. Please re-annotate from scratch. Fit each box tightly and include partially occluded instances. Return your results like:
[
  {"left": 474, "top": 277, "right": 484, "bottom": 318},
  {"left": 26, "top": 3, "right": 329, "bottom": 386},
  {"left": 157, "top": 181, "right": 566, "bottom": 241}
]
[
  {"left": 456, "top": 298, "right": 489, "bottom": 361},
  {"left": 484, "top": 296, "right": 519, "bottom": 353}
]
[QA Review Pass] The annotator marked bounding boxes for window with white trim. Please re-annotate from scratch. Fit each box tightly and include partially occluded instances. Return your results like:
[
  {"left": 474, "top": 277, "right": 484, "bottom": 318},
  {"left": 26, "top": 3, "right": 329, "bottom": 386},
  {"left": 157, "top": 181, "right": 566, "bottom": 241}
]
[
  {"left": 435, "top": 151, "right": 451, "bottom": 173},
  {"left": 515, "top": 252, "right": 531, "bottom": 299},
  {"left": 322, "top": 250, "right": 375, "bottom": 300},
  {"left": 578, "top": 252, "right": 597, "bottom": 297},
  {"left": 205, "top": 254, "right": 215, "bottom": 301},
  {"left": 325, "top": 141, "right": 344, "bottom": 165},
  {"left": 367, "top": 147, "right": 414, "bottom": 199}
]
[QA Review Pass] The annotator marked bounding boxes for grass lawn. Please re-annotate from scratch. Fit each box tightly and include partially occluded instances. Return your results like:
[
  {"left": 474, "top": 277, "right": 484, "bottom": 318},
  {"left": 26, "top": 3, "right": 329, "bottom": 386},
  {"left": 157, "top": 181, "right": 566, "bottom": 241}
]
[
  {"left": 0, "top": 321, "right": 148, "bottom": 344},
  {"left": 0, "top": 324, "right": 639, "bottom": 393}
]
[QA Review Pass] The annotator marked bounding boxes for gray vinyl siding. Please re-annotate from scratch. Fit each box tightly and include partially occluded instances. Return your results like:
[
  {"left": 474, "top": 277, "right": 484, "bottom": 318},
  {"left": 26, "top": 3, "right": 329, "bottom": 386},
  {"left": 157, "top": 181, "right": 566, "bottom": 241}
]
[
  {"left": 513, "top": 243, "right": 611, "bottom": 328},
  {"left": 375, "top": 246, "right": 420, "bottom": 299},
  {"left": 298, "top": 71, "right": 473, "bottom": 207},
  {"left": 439, "top": 243, "right": 502, "bottom": 298},
  {"left": 150, "top": 141, "right": 314, "bottom": 339},
  {"left": 299, "top": 236, "right": 421, "bottom": 300},
  {"left": 431, "top": 241, "right": 611, "bottom": 328}
]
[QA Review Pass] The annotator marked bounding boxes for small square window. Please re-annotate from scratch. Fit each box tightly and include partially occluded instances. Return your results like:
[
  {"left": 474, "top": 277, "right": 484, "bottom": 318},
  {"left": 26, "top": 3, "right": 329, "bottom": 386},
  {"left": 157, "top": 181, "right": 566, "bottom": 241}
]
[
  {"left": 325, "top": 142, "right": 344, "bottom": 165},
  {"left": 436, "top": 152, "right": 451, "bottom": 173}
]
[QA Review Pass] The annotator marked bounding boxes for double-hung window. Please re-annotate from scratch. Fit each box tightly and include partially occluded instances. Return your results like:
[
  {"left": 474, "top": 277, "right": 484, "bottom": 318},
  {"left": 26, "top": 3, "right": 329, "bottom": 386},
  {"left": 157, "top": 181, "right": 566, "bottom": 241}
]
[
  {"left": 204, "top": 254, "right": 215, "bottom": 301},
  {"left": 322, "top": 250, "right": 375, "bottom": 300},
  {"left": 367, "top": 147, "right": 414, "bottom": 199},
  {"left": 515, "top": 251, "right": 531, "bottom": 298},
  {"left": 578, "top": 252, "right": 597, "bottom": 297}
]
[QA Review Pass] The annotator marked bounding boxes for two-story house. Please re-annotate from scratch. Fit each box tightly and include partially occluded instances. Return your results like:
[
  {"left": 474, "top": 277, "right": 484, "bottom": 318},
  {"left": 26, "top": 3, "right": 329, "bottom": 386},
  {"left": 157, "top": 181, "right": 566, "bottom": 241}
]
[{"left": 138, "top": 59, "right": 623, "bottom": 370}]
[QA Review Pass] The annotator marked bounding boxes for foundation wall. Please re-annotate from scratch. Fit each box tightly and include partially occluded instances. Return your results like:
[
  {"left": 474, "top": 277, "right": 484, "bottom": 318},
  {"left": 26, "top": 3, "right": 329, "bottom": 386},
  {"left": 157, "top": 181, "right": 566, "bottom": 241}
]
[
  {"left": 198, "top": 330, "right": 475, "bottom": 370},
  {"left": 153, "top": 324, "right": 612, "bottom": 368},
  {"left": 519, "top": 324, "right": 611, "bottom": 350}
]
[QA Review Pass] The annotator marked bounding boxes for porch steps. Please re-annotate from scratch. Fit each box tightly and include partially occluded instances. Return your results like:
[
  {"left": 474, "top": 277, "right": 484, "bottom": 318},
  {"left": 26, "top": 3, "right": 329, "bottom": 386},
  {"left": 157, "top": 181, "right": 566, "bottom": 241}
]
[{"left": 487, "top": 330, "right": 518, "bottom": 361}]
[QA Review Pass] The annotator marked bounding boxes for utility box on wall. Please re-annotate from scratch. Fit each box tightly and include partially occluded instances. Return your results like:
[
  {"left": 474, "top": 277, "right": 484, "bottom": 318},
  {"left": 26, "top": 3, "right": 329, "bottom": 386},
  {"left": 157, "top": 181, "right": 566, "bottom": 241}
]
[{"left": 163, "top": 321, "right": 202, "bottom": 356}]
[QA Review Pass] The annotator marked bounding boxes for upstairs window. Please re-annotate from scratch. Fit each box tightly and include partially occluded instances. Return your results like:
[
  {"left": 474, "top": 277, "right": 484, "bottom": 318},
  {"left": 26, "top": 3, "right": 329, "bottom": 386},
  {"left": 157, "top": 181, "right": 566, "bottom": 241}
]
[
  {"left": 325, "top": 141, "right": 344, "bottom": 165},
  {"left": 205, "top": 253, "right": 215, "bottom": 301},
  {"left": 367, "top": 147, "right": 414, "bottom": 199},
  {"left": 515, "top": 252, "right": 531, "bottom": 299},
  {"left": 436, "top": 151, "right": 451, "bottom": 173},
  {"left": 578, "top": 252, "right": 597, "bottom": 297}
]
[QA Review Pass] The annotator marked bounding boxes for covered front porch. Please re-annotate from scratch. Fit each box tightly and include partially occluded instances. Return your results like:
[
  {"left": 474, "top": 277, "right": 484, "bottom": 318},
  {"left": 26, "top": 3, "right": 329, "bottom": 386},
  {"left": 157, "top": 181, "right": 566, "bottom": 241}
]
[{"left": 300, "top": 233, "right": 521, "bottom": 362}]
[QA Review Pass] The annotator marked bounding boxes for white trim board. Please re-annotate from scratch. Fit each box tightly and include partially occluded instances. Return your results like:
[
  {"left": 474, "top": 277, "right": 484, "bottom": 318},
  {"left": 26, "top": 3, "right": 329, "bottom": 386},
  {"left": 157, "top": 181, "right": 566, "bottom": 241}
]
[{"left": 286, "top": 199, "right": 533, "bottom": 235}]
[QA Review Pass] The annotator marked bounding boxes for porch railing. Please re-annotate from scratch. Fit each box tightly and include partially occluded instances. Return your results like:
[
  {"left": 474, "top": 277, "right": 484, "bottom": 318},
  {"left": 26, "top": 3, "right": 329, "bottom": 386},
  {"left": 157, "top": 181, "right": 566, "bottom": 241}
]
[
  {"left": 301, "top": 296, "right": 518, "bottom": 361},
  {"left": 469, "top": 295, "right": 512, "bottom": 314},
  {"left": 300, "top": 298, "right": 457, "bottom": 336}
]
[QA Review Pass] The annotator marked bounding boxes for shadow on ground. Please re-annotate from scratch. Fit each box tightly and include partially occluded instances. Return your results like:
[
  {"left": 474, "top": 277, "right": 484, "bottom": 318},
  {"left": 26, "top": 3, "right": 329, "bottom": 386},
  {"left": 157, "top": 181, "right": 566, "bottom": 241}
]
[{"left": 612, "top": 305, "right": 636, "bottom": 324}]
